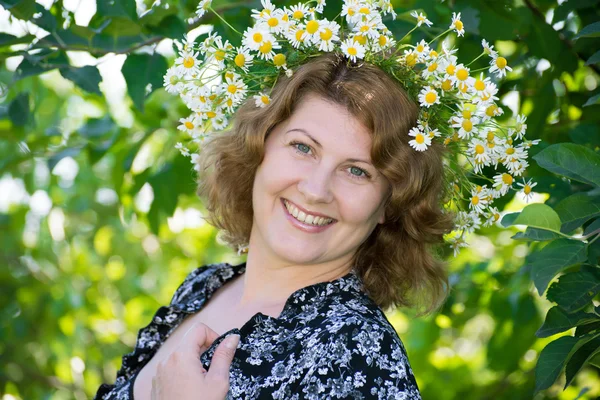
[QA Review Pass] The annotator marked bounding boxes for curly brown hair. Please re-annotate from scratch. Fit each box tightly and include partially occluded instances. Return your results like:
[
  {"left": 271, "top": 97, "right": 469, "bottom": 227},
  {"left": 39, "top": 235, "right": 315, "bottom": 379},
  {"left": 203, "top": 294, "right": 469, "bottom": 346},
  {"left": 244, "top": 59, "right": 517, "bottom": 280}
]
[{"left": 196, "top": 52, "right": 455, "bottom": 316}]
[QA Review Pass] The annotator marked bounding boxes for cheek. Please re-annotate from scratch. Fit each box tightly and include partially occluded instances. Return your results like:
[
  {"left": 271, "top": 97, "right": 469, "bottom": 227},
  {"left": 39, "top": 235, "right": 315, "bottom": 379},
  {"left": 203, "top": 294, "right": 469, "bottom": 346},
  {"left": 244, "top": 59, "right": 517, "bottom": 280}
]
[{"left": 339, "top": 191, "right": 386, "bottom": 224}]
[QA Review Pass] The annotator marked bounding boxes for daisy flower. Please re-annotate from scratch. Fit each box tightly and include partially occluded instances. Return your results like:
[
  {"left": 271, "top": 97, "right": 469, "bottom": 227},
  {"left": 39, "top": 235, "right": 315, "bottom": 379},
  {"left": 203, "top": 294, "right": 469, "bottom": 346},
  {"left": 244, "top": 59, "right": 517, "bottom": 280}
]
[
  {"left": 470, "top": 73, "right": 491, "bottom": 96},
  {"left": 211, "top": 115, "right": 229, "bottom": 130},
  {"left": 354, "top": 15, "right": 382, "bottom": 41},
  {"left": 469, "top": 185, "right": 490, "bottom": 214},
  {"left": 206, "top": 37, "right": 233, "bottom": 68},
  {"left": 196, "top": 0, "right": 212, "bottom": 18},
  {"left": 178, "top": 115, "right": 202, "bottom": 136},
  {"left": 378, "top": 0, "right": 396, "bottom": 20},
  {"left": 174, "top": 50, "right": 201, "bottom": 76},
  {"left": 483, "top": 206, "right": 501, "bottom": 227},
  {"left": 220, "top": 76, "right": 247, "bottom": 102},
  {"left": 287, "top": 25, "right": 309, "bottom": 48},
  {"left": 418, "top": 86, "right": 440, "bottom": 108},
  {"left": 449, "top": 12, "right": 464, "bottom": 36},
  {"left": 254, "top": 93, "right": 271, "bottom": 108},
  {"left": 413, "top": 39, "right": 430, "bottom": 59},
  {"left": 493, "top": 172, "right": 514, "bottom": 196},
  {"left": 315, "top": 0, "right": 326, "bottom": 13},
  {"left": 175, "top": 142, "right": 190, "bottom": 157},
  {"left": 451, "top": 63, "right": 470, "bottom": 86},
  {"left": 340, "top": 38, "right": 365, "bottom": 62},
  {"left": 489, "top": 55, "right": 512, "bottom": 78},
  {"left": 163, "top": 66, "right": 185, "bottom": 94},
  {"left": 469, "top": 138, "right": 491, "bottom": 164},
  {"left": 422, "top": 59, "right": 442, "bottom": 79},
  {"left": 513, "top": 114, "right": 527, "bottom": 140},
  {"left": 448, "top": 236, "right": 469, "bottom": 257},
  {"left": 411, "top": 11, "right": 432, "bottom": 27},
  {"left": 288, "top": 3, "right": 310, "bottom": 20},
  {"left": 315, "top": 20, "right": 341, "bottom": 51},
  {"left": 255, "top": 36, "right": 281, "bottom": 60},
  {"left": 341, "top": 0, "right": 361, "bottom": 23},
  {"left": 263, "top": 8, "right": 290, "bottom": 34},
  {"left": 516, "top": 178, "right": 537, "bottom": 203},
  {"left": 242, "top": 25, "right": 273, "bottom": 51},
  {"left": 272, "top": 53, "right": 287, "bottom": 69},
  {"left": 372, "top": 32, "right": 395, "bottom": 53},
  {"left": 408, "top": 126, "right": 432, "bottom": 151},
  {"left": 233, "top": 46, "right": 254, "bottom": 72},
  {"left": 481, "top": 39, "right": 498, "bottom": 57},
  {"left": 251, "top": 0, "right": 276, "bottom": 22}
]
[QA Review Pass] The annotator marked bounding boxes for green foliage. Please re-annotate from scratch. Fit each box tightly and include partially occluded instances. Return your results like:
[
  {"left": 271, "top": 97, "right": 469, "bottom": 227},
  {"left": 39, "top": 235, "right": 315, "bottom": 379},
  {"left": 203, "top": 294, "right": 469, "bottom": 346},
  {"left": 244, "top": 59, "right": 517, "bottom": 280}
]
[{"left": 1, "top": 0, "right": 599, "bottom": 399}]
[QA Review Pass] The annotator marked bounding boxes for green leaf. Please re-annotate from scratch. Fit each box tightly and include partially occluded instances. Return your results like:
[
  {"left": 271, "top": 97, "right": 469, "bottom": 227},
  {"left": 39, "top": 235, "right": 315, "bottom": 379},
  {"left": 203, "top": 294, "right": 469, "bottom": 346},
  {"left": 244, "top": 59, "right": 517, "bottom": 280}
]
[
  {"left": 534, "top": 335, "right": 578, "bottom": 393},
  {"left": 59, "top": 66, "right": 103, "bottom": 95},
  {"left": 584, "top": 218, "right": 600, "bottom": 236},
  {"left": 587, "top": 50, "right": 600, "bottom": 66},
  {"left": 0, "top": 0, "right": 35, "bottom": 20},
  {"left": 564, "top": 333, "right": 600, "bottom": 388},
  {"left": 583, "top": 93, "right": 600, "bottom": 108},
  {"left": 97, "top": 0, "right": 137, "bottom": 20},
  {"left": 512, "top": 227, "right": 562, "bottom": 241},
  {"left": 13, "top": 50, "right": 69, "bottom": 81},
  {"left": 576, "top": 321, "right": 600, "bottom": 336},
  {"left": 151, "top": 15, "right": 187, "bottom": 39},
  {"left": 512, "top": 203, "right": 562, "bottom": 232},
  {"left": 536, "top": 306, "right": 599, "bottom": 338},
  {"left": 554, "top": 193, "right": 600, "bottom": 233},
  {"left": 0, "top": 33, "right": 35, "bottom": 47},
  {"left": 574, "top": 21, "right": 600, "bottom": 39},
  {"left": 533, "top": 143, "right": 600, "bottom": 187},
  {"left": 121, "top": 53, "right": 168, "bottom": 111},
  {"left": 78, "top": 116, "right": 117, "bottom": 139},
  {"left": 529, "top": 239, "right": 588, "bottom": 295},
  {"left": 8, "top": 92, "right": 29, "bottom": 126},
  {"left": 500, "top": 211, "right": 520, "bottom": 227},
  {"left": 547, "top": 266, "right": 600, "bottom": 313}
]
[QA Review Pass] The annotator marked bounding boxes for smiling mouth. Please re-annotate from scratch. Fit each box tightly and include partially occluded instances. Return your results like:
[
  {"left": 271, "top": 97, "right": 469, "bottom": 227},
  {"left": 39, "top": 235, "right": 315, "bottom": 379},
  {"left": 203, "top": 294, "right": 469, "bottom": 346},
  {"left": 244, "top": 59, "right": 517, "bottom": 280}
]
[{"left": 282, "top": 199, "right": 336, "bottom": 227}]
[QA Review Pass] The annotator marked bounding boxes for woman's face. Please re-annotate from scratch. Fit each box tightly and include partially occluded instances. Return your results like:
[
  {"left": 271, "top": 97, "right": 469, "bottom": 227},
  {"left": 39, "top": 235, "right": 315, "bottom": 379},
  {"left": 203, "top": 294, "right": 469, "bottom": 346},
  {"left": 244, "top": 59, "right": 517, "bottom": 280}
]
[{"left": 249, "top": 93, "right": 390, "bottom": 268}]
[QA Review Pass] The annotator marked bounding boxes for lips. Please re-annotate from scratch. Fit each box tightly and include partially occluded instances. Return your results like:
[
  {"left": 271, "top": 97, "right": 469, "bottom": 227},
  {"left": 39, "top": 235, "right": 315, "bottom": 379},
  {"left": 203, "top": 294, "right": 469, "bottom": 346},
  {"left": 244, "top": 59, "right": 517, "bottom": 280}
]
[{"left": 280, "top": 198, "right": 337, "bottom": 233}]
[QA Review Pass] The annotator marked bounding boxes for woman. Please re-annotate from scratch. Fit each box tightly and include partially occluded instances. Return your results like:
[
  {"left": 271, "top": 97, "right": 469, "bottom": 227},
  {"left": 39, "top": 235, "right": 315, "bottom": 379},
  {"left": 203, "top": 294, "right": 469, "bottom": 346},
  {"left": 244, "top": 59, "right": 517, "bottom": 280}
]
[{"left": 94, "top": 52, "right": 453, "bottom": 400}]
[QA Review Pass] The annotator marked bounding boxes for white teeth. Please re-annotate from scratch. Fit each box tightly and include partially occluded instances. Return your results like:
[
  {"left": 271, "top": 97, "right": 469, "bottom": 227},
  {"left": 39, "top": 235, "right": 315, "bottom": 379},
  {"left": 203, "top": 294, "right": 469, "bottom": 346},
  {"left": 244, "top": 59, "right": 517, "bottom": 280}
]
[{"left": 284, "top": 200, "right": 333, "bottom": 226}]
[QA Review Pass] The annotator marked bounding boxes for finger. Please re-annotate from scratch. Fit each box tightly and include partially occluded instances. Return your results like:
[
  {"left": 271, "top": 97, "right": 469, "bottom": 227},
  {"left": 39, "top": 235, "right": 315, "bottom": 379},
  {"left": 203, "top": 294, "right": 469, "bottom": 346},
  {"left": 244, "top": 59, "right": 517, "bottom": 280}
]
[
  {"left": 180, "top": 322, "right": 221, "bottom": 354},
  {"left": 206, "top": 334, "right": 240, "bottom": 381}
]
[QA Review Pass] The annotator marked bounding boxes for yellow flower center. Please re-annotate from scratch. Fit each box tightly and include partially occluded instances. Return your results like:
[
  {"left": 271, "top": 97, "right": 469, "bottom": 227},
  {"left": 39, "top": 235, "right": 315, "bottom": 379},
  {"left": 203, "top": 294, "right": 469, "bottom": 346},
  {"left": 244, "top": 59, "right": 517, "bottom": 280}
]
[
  {"left": 496, "top": 57, "right": 507, "bottom": 69},
  {"left": 253, "top": 32, "right": 263, "bottom": 43},
  {"left": 506, "top": 147, "right": 515, "bottom": 155},
  {"left": 183, "top": 57, "right": 195, "bottom": 68},
  {"left": 455, "top": 20, "right": 463, "bottom": 31},
  {"left": 416, "top": 44, "right": 425, "bottom": 52},
  {"left": 406, "top": 53, "right": 417, "bottom": 66},
  {"left": 268, "top": 17, "right": 279, "bottom": 27},
  {"left": 261, "top": 95, "right": 270, "bottom": 105},
  {"left": 215, "top": 50, "right": 226, "bottom": 61},
  {"left": 446, "top": 64, "right": 456, "bottom": 76},
  {"left": 293, "top": 10, "right": 303, "bottom": 19},
  {"left": 462, "top": 119, "right": 473, "bottom": 132},
  {"left": 493, "top": 213, "right": 500, "bottom": 221},
  {"left": 456, "top": 68, "right": 469, "bottom": 81},
  {"left": 524, "top": 185, "right": 531, "bottom": 194},
  {"left": 235, "top": 53, "right": 246, "bottom": 68},
  {"left": 474, "top": 79, "right": 486, "bottom": 91},
  {"left": 429, "top": 50, "right": 438, "bottom": 58},
  {"left": 206, "top": 111, "right": 217, "bottom": 118},
  {"left": 475, "top": 144, "right": 484, "bottom": 154},
  {"left": 471, "top": 195, "right": 479, "bottom": 205},
  {"left": 273, "top": 53, "right": 286, "bottom": 66},
  {"left": 306, "top": 20, "right": 319, "bottom": 34},
  {"left": 425, "top": 92, "right": 437, "bottom": 104},
  {"left": 320, "top": 28, "right": 333, "bottom": 41},
  {"left": 502, "top": 173, "right": 513, "bottom": 185},
  {"left": 487, "top": 131, "right": 495, "bottom": 141},
  {"left": 295, "top": 29, "right": 305, "bottom": 41},
  {"left": 442, "top": 79, "right": 452, "bottom": 91},
  {"left": 227, "top": 84, "right": 238, "bottom": 94},
  {"left": 462, "top": 110, "right": 471, "bottom": 119},
  {"left": 184, "top": 121, "right": 194, "bottom": 130},
  {"left": 428, "top": 62, "right": 438, "bottom": 72},
  {"left": 378, "top": 35, "right": 387, "bottom": 46},
  {"left": 415, "top": 133, "right": 424, "bottom": 144},
  {"left": 354, "top": 34, "right": 367, "bottom": 45},
  {"left": 347, "top": 47, "right": 357, "bottom": 56},
  {"left": 259, "top": 41, "right": 272, "bottom": 54},
  {"left": 359, "top": 6, "right": 370, "bottom": 14},
  {"left": 348, "top": 8, "right": 355, "bottom": 16},
  {"left": 486, "top": 105, "right": 498, "bottom": 117}
]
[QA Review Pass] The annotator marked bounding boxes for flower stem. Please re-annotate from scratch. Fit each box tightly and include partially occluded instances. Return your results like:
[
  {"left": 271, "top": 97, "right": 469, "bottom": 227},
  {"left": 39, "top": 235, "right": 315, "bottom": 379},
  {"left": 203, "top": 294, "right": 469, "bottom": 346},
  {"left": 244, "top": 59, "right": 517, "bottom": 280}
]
[{"left": 210, "top": 7, "right": 242, "bottom": 35}]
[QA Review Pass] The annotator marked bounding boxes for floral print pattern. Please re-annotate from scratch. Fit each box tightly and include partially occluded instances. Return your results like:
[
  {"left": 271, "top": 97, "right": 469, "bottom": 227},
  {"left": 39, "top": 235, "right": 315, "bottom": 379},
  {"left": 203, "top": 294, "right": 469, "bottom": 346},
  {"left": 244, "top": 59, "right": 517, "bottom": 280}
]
[{"left": 95, "top": 262, "right": 421, "bottom": 399}]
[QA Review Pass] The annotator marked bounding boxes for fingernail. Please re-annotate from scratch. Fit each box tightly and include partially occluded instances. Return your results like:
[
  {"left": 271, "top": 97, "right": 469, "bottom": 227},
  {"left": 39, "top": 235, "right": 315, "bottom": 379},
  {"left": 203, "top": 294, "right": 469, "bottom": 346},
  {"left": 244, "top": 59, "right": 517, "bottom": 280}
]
[{"left": 224, "top": 334, "right": 240, "bottom": 349}]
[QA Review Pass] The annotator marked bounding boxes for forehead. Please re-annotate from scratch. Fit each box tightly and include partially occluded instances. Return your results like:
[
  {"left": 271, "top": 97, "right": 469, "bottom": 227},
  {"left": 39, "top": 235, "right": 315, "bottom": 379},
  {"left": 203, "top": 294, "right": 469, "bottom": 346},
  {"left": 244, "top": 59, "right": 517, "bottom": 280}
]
[{"left": 283, "top": 94, "right": 373, "bottom": 150}]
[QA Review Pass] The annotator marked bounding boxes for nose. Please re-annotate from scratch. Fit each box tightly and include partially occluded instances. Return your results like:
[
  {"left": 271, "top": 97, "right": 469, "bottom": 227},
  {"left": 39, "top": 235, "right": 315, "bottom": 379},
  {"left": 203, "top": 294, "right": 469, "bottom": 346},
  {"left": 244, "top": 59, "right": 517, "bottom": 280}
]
[{"left": 297, "top": 164, "right": 334, "bottom": 204}]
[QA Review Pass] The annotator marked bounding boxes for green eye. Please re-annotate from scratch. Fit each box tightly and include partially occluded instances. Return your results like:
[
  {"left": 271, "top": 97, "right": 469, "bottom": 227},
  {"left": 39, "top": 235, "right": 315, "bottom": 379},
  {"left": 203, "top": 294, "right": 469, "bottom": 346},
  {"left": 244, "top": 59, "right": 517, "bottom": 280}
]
[
  {"left": 297, "top": 143, "right": 310, "bottom": 153},
  {"left": 350, "top": 166, "right": 365, "bottom": 177}
]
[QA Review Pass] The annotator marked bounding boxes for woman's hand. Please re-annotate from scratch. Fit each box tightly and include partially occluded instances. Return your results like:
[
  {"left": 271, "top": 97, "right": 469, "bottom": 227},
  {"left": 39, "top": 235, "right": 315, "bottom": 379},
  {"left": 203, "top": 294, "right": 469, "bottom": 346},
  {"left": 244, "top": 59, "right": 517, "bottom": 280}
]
[{"left": 151, "top": 322, "right": 240, "bottom": 400}]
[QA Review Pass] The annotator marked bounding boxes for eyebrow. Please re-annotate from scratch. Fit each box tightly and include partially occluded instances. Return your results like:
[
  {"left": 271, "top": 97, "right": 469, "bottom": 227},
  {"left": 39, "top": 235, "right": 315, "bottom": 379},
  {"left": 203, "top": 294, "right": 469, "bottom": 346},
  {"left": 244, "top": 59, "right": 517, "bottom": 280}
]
[{"left": 286, "top": 128, "right": 374, "bottom": 166}]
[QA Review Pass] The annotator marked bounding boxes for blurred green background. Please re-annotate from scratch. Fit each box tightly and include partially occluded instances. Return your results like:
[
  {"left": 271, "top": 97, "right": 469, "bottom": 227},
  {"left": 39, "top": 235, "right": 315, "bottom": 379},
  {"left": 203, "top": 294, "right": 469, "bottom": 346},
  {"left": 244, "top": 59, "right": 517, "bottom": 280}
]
[{"left": 1, "top": 0, "right": 599, "bottom": 399}]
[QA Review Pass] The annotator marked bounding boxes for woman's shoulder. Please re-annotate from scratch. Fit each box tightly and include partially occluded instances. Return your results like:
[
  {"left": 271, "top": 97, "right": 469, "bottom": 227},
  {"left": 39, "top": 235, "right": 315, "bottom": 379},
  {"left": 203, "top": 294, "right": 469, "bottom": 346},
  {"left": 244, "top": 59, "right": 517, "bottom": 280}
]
[{"left": 170, "top": 262, "right": 241, "bottom": 305}]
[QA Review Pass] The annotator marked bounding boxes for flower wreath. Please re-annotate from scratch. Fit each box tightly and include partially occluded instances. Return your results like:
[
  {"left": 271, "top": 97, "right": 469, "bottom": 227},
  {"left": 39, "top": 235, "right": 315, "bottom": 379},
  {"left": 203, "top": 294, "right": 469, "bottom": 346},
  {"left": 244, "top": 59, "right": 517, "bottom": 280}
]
[{"left": 163, "top": 0, "right": 540, "bottom": 257}]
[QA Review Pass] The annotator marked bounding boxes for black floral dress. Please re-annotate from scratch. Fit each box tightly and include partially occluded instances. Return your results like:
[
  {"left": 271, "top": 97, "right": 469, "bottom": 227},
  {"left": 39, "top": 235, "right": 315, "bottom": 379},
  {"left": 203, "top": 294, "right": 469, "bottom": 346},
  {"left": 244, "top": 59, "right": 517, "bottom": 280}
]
[{"left": 94, "top": 262, "right": 422, "bottom": 399}]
